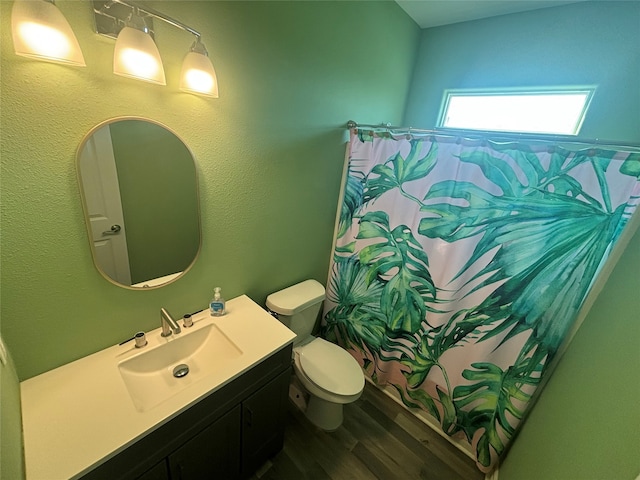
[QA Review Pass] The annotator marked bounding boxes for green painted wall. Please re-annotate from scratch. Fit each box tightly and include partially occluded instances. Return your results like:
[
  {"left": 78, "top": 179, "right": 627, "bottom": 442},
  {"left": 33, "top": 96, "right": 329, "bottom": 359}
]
[
  {"left": 500, "top": 226, "right": 640, "bottom": 479},
  {"left": 0, "top": 0, "right": 419, "bottom": 381},
  {"left": 404, "top": 1, "right": 640, "bottom": 142},
  {"left": 403, "top": 2, "right": 640, "bottom": 478},
  {"left": 1, "top": 346, "right": 25, "bottom": 480}
]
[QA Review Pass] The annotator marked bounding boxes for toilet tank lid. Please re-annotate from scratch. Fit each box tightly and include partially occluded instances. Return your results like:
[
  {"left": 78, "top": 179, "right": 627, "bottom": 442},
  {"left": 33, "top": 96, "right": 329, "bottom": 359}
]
[{"left": 266, "top": 279, "right": 325, "bottom": 316}]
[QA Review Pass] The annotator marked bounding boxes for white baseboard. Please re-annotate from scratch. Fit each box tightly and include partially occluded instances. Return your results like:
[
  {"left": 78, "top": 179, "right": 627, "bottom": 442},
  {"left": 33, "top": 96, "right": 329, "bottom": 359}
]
[{"left": 485, "top": 464, "right": 499, "bottom": 480}]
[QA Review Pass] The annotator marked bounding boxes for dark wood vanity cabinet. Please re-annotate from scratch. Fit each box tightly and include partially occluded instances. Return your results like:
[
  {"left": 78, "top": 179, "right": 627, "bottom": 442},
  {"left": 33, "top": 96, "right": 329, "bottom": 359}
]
[
  {"left": 135, "top": 460, "right": 170, "bottom": 480},
  {"left": 168, "top": 405, "right": 241, "bottom": 479},
  {"left": 82, "top": 344, "right": 292, "bottom": 480},
  {"left": 241, "top": 368, "right": 290, "bottom": 478}
]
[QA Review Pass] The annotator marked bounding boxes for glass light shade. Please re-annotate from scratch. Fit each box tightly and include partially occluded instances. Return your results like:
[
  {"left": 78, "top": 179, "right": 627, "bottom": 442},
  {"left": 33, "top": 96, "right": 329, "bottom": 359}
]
[
  {"left": 11, "top": 0, "right": 85, "bottom": 66},
  {"left": 113, "top": 26, "right": 165, "bottom": 85},
  {"left": 180, "top": 51, "right": 219, "bottom": 98}
]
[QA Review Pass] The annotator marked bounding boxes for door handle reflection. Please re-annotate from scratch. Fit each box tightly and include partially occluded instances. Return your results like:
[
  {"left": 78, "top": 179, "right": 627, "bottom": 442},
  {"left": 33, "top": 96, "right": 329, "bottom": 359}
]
[{"left": 102, "top": 224, "right": 122, "bottom": 235}]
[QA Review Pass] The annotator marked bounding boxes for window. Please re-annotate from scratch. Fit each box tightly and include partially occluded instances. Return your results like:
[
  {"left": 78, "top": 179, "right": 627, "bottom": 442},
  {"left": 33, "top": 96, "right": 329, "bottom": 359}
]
[{"left": 438, "top": 88, "right": 595, "bottom": 135}]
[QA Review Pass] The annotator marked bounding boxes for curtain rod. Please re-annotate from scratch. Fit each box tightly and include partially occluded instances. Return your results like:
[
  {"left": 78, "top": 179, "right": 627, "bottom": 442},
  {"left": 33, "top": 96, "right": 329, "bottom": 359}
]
[{"left": 346, "top": 120, "right": 640, "bottom": 151}]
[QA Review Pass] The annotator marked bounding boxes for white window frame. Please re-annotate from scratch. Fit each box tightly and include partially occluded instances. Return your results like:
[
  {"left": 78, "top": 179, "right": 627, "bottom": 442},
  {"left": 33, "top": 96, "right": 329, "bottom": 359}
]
[{"left": 437, "top": 87, "right": 596, "bottom": 136}]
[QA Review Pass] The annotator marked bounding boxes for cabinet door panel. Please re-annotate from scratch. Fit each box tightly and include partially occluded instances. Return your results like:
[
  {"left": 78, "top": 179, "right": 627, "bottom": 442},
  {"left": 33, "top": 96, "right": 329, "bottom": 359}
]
[
  {"left": 241, "top": 369, "right": 290, "bottom": 476},
  {"left": 169, "top": 405, "right": 241, "bottom": 480},
  {"left": 136, "top": 460, "right": 169, "bottom": 480}
]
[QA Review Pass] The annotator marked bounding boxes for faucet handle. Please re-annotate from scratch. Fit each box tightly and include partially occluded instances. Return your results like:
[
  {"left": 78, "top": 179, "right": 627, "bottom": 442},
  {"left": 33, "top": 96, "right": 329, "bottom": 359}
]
[
  {"left": 118, "top": 331, "right": 147, "bottom": 347},
  {"left": 134, "top": 331, "right": 147, "bottom": 348},
  {"left": 183, "top": 314, "right": 194, "bottom": 328}
]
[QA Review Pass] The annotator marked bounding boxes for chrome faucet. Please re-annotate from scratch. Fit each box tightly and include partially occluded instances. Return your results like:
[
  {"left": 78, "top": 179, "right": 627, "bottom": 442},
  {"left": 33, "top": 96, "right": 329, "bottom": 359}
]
[{"left": 160, "top": 308, "right": 181, "bottom": 337}]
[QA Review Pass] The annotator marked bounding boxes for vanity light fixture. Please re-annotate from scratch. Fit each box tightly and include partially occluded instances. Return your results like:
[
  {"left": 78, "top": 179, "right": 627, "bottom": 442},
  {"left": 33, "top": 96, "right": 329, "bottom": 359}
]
[
  {"left": 94, "top": 0, "right": 219, "bottom": 97},
  {"left": 113, "top": 6, "right": 165, "bottom": 85},
  {"left": 11, "top": 0, "right": 86, "bottom": 66},
  {"left": 180, "top": 37, "right": 219, "bottom": 98}
]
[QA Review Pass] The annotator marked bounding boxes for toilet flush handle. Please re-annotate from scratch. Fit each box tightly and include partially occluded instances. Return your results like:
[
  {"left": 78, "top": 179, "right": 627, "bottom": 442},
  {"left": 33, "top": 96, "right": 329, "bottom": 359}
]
[{"left": 265, "top": 308, "right": 279, "bottom": 319}]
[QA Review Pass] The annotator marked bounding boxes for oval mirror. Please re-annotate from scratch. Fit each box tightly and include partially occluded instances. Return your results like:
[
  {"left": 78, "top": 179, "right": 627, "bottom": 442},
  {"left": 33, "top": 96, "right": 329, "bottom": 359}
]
[{"left": 77, "top": 118, "right": 201, "bottom": 289}]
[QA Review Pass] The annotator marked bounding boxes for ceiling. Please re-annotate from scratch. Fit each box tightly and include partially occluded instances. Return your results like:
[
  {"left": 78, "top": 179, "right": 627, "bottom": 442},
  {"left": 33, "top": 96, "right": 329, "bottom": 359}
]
[{"left": 395, "top": 1, "right": 584, "bottom": 28}]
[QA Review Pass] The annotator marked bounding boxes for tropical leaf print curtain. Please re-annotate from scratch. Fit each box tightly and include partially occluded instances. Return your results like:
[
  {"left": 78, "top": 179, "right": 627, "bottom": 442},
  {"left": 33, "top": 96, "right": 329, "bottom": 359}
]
[{"left": 322, "top": 129, "right": 640, "bottom": 471}]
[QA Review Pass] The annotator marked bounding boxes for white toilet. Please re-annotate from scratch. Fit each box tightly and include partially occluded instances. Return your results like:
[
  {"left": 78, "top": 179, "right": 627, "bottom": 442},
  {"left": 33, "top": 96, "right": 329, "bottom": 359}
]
[{"left": 266, "top": 279, "right": 365, "bottom": 431}]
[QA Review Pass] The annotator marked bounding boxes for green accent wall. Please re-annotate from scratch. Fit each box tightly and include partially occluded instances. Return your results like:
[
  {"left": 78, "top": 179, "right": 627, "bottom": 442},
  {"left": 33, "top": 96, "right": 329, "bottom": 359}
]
[
  {"left": 500, "top": 225, "right": 640, "bottom": 479},
  {"left": 1, "top": 347, "right": 25, "bottom": 480},
  {"left": 404, "top": 1, "right": 640, "bottom": 142},
  {"left": 0, "top": 0, "right": 419, "bottom": 379},
  {"left": 109, "top": 120, "right": 200, "bottom": 284},
  {"left": 403, "top": 2, "right": 640, "bottom": 478}
]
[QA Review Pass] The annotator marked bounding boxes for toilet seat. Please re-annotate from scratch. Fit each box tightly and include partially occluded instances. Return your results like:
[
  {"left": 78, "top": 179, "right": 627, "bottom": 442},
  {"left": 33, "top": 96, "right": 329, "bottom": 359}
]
[{"left": 294, "top": 338, "right": 364, "bottom": 397}]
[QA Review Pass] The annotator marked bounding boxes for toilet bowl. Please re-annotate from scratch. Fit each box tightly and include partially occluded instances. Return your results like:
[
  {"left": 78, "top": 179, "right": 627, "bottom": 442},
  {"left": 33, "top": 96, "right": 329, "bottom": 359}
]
[
  {"left": 266, "top": 280, "right": 365, "bottom": 431},
  {"left": 293, "top": 337, "right": 364, "bottom": 430}
]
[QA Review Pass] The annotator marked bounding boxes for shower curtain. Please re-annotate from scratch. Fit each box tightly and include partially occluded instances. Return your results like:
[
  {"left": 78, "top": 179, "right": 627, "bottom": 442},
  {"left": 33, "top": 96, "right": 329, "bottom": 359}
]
[{"left": 322, "top": 129, "right": 640, "bottom": 471}]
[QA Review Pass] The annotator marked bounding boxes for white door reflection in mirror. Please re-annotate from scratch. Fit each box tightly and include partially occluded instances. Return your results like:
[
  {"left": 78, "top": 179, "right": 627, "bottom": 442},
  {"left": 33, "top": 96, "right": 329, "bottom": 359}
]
[{"left": 79, "top": 125, "right": 132, "bottom": 285}]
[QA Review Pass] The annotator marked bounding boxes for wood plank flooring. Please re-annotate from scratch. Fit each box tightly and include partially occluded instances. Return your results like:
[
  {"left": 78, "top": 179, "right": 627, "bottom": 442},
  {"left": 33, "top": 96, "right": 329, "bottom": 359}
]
[{"left": 250, "top": 383, "right": 483, "bottom": 480}]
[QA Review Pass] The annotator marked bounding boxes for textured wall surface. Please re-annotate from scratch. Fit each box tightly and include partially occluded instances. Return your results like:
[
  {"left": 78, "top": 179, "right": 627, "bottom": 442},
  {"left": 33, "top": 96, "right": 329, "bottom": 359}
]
[
  {"left": 404, "top": 1, "right": 640, "bottom": 142},
  {"left": 0, "top": 0, "right": 419, "bottom": 380},
  {"left": 500, "top": 226, "right": 640, "bottom": 479},
  {"left": 1, "top": 347, "right": 25, "bottom": 480}
]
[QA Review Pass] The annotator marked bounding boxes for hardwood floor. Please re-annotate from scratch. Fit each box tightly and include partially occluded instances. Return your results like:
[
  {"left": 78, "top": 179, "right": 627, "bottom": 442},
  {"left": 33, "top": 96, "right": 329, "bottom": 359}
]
[{"left": 250, "top": 383, "right": 483, "bottom": 480}]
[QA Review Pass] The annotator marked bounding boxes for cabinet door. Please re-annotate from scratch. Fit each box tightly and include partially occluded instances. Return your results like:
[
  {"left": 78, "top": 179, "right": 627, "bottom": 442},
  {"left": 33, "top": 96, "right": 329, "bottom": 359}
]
[
  {"left": 136, "top": 460, "right": 169, "bottom": 480},
  {"left": 241, "top": 369, "right": 290, "bottom": 477},
  {"left": 169, "top": 405, "right": 241, "bottom": 480}
]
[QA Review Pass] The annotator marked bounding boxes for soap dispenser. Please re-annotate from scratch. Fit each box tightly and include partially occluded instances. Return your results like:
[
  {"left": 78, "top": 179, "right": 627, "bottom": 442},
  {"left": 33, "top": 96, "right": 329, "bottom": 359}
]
[{"left": 210, "top": 287, "right": 226, "bottom": 316}]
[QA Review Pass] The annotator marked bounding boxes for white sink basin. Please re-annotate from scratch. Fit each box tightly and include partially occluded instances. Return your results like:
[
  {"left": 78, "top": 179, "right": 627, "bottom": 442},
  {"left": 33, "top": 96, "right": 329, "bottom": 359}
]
[{"left": 118, "top": 324, "right": 243, "bottom": 412}]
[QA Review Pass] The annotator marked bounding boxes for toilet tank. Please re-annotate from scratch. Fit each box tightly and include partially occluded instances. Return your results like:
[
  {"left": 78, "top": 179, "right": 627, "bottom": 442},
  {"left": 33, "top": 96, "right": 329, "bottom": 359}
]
[{"left": 266, "top": 280, "right": 325, "bottom": 343}]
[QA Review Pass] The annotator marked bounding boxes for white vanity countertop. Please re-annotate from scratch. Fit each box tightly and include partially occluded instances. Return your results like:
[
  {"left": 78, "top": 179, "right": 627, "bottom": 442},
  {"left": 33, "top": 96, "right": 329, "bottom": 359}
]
[{"left": 20, "top": 295, "right": 296, "bottom": 480}]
